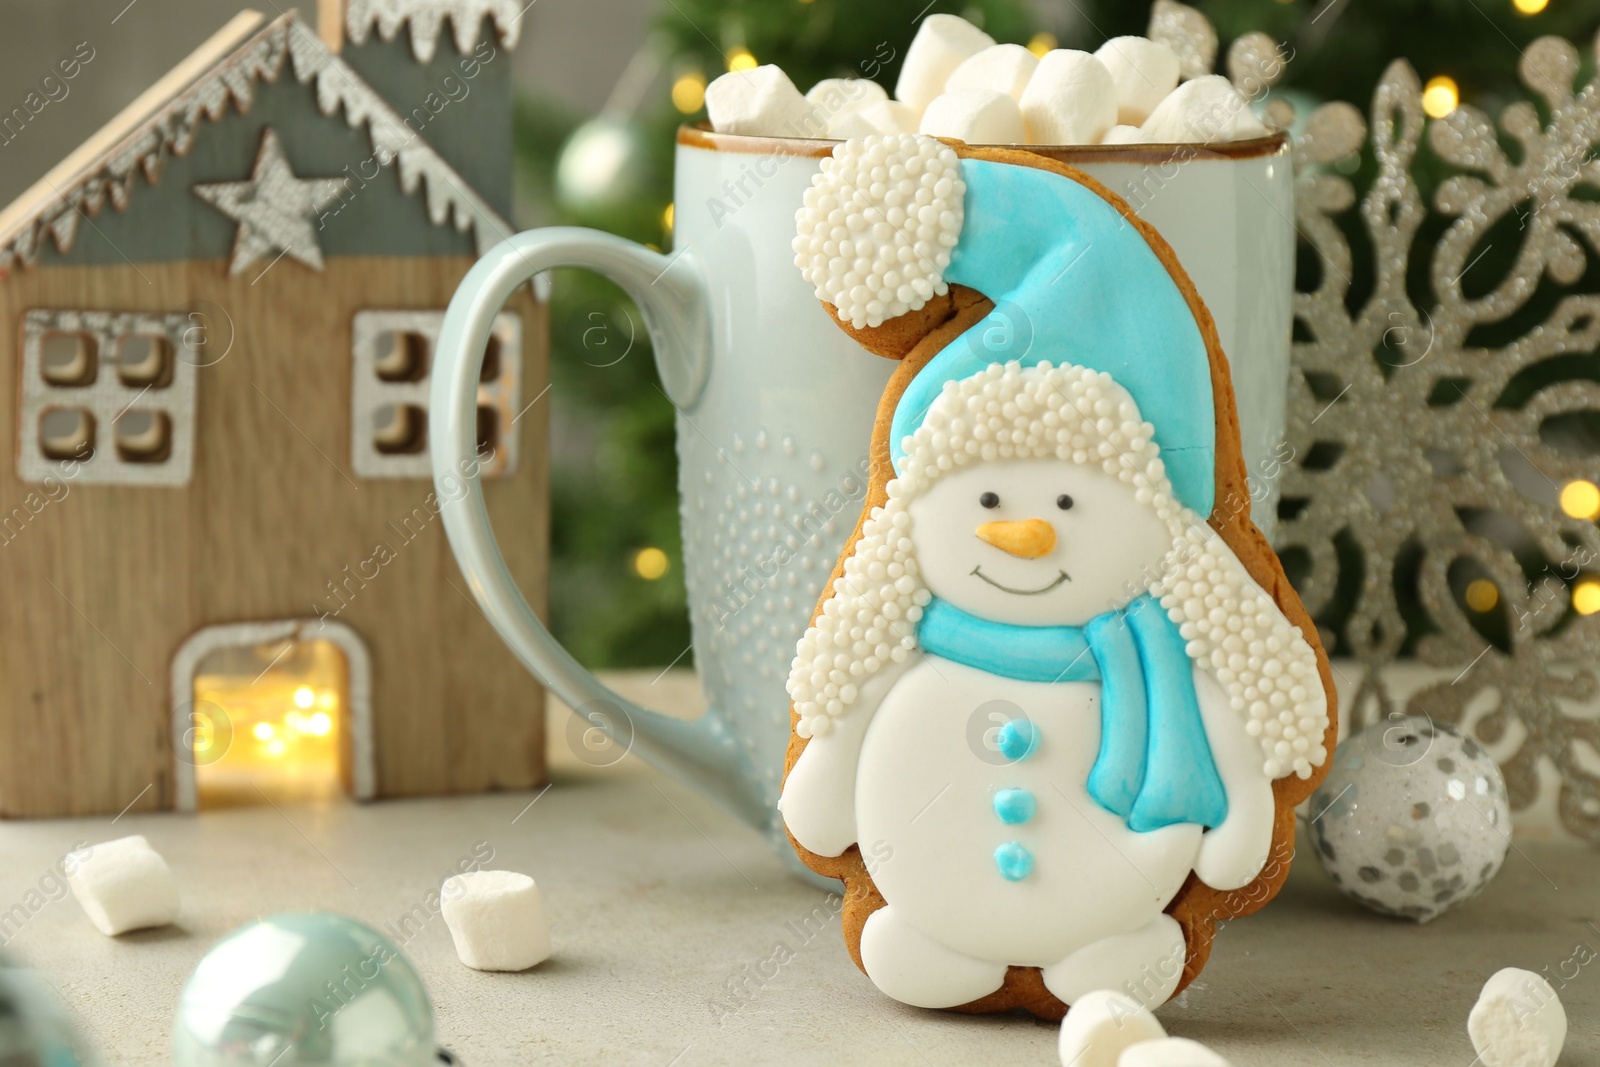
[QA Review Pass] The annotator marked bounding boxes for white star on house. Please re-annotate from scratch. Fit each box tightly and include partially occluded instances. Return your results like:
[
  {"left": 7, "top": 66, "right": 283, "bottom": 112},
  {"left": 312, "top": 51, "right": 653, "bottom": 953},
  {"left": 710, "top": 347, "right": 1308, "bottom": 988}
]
[{"left": 193, "top": 127, "right": 348, "bottom": 276}]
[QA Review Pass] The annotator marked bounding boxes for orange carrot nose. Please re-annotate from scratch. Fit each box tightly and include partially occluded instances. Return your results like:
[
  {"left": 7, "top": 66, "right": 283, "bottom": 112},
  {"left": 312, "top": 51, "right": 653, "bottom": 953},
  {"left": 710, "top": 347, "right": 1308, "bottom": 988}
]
[{"left": 975, "top": 519, "right": 1056, "bottom": 559}]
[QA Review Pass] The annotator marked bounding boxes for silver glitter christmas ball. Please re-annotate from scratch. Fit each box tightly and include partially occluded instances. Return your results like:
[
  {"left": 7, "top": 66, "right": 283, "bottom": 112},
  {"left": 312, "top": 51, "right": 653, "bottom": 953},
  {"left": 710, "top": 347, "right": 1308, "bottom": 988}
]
[
  {"left": 1308, "top": 715, "right": 1511, "bottom": 922},
  {"left": 172, "top": 912, "right": 439, "bottom": 1067}
]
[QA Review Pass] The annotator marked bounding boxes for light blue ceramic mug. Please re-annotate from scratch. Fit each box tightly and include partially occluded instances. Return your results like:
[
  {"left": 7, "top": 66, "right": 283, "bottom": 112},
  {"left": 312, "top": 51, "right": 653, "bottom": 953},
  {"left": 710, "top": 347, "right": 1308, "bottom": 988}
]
[{"left": 429, "top": 128, "right": 1295, "bottom": 865}]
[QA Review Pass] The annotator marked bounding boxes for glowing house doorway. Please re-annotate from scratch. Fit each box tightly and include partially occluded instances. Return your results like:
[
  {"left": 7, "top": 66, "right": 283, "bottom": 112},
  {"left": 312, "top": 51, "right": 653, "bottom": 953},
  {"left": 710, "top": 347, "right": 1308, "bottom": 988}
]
[{"left": 171, "top": 620, "right": 375, "bottom": 811}]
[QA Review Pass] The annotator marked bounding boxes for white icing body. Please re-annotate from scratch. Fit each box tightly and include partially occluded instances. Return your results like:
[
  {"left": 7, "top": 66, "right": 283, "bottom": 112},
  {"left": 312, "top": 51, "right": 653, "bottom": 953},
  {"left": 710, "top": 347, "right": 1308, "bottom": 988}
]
[
  {"left": 858, "top": 657, "right": 1198, "bottom": 966},
  {"left": 784, "top": 650, "right": 1274, "bottom": 1006}
]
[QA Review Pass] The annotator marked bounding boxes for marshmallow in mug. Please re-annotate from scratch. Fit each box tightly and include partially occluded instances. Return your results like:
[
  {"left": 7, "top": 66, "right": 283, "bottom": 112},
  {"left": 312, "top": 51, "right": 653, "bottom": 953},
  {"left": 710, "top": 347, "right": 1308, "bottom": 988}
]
[
  {"left": 920, "top": 87, "right": 1025, "bottom": 145},
  {"left": 894, "top": 12, "right": 995, "bottom": 112},
  {"left": 704, "top": 64, "right": 821, "bottom": 138},
  {"left": 701, "top": 13, "right": 1272, "bottom": 147},
  {"left": 1140, "top": 75, "right": 1267, "bottom": 143},
  {"left": 1020, "top": 49, "right": 1118, "bottom": 145},
  {"left": 806, "top": 77, "right": 887, "bottom": 133},
  {"left": 945, "top": 42, "right": 1038, "bottom": 102},
  {"left": 829, "top": 99, "right": 918, "bottom": 138},
  {"left": 1095, "top": 36, "right": 1182, "bottom": 126}
]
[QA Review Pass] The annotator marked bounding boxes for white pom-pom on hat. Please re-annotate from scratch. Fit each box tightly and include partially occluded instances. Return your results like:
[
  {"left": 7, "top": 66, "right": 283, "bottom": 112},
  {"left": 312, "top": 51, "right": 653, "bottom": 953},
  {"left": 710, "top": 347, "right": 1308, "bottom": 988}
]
[{"left": 792, "top": 133, "right": 965, "bottom": 330}]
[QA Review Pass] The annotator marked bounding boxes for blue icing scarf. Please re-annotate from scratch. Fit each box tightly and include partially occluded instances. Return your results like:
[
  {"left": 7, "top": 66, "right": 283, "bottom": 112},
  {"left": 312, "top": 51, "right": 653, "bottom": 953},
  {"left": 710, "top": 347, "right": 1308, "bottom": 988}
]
[{"left": 917, "top": 594, "right": 1228, "bottom": 833}]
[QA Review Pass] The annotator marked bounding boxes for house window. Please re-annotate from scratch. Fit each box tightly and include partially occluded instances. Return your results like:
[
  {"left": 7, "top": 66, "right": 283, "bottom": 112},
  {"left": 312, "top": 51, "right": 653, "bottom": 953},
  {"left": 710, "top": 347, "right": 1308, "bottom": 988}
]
[
  {"left": 350, "top": 310, "right": 521, "bottom": 479},
  {"left": 17, "top": 310, "right": 198, "bottom": 485}
]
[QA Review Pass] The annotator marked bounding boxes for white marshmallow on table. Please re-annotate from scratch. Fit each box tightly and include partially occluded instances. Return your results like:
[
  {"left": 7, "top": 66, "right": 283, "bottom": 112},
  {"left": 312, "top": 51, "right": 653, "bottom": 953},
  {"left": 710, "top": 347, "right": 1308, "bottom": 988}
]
[
  {"left": 1118, "top": 1036, "right": 1231, "bottom": 1066},
  {"left": 65, "top": 835, "right": 179, "bottom": 936},
  {"left": 441, "top": 870, "right": 551, "bottom": 971},
  {"left": 1095, "top": 36, "right": 1181, "bottom": 126},
  {"left": 1020, "top": 50, "right": 1118, "bottom": 146},
  {"left": 829, "top": 100, "right": 919, "bottom": 138},
  {"left": 920, "top": 88, "right": 1025, "bottom": 145},
  {"left": 805, "top": 78, "right": 888, "bottom": 126},
  {"left": 895, "top": 13, "right": 995, "bottom": 112},
  {"left": 705, "top": 65, "right": 822, "bottom": 137},
  {"left": 1468, "top": 968, "right": 1567, "bottom": 1067},
  {"left": 1139, "top": 75, "right": 1268, "bottom": 144},
  {"left": 946, "top": 43, "right": 1038, "bottom": 102},
  {"left": 1059, "top": 989, "right": 1167, "bottom": 1067},
  {"left": 1102, "top": 124, "right": 1148, "bottom": 145}
]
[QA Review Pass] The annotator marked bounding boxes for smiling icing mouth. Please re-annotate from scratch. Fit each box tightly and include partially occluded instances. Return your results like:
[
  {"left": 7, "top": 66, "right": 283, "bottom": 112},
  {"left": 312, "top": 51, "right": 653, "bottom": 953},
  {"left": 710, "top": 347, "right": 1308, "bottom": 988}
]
[{"left": 971, "top": 567, "right": 1071, "bottom": 596}]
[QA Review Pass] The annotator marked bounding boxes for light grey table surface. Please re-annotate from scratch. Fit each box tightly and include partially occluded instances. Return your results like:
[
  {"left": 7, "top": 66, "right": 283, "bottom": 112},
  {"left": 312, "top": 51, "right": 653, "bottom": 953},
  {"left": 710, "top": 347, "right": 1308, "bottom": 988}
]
[{"left": 1, "top": 672, "right": 1594, "bottom": 1066}]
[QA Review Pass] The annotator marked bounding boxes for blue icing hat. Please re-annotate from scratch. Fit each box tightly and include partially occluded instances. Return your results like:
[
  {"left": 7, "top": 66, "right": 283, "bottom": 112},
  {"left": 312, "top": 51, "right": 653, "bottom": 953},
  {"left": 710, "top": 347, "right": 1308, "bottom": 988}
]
[{"left": 889, "top": 158, "right": 1217, "bottom": 517}]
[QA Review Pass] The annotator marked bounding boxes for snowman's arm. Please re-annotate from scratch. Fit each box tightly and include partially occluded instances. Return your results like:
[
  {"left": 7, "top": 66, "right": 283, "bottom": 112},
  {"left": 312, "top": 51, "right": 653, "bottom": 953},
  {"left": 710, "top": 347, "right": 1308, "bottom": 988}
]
[
  {"left": 779, "top": 661, "right": 910, "bottom": 858},
  {"left": 1192, "top": 666, "right": 1277, "bottom": 891}
]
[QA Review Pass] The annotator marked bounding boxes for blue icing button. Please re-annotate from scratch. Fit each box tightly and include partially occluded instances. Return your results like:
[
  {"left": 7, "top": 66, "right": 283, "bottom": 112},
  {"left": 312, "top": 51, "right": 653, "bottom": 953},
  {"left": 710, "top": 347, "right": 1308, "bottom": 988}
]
[
  {"left": 996, "top": 718, "right": 1039, "bottom": 762},
  {"left": 994, "top": 841, "right": 1034, "bottom": 881},
  {"left": 993, "top": 788, "right": 1036, "bottom": 825}
]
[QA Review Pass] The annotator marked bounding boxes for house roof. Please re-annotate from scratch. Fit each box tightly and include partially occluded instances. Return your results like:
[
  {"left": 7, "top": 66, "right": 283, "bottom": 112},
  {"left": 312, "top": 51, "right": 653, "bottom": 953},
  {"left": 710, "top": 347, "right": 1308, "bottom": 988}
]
[
  {"left": 0, "top": 8, "right": 515, "bottom": 276},
  {"left": 344, "top": 0, "right": 525, "bottom": 63}
]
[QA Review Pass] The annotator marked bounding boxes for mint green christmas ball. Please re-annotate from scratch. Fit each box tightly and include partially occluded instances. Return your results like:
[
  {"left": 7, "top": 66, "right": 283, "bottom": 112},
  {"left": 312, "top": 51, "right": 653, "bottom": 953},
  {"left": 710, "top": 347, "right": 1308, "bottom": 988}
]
[
  {"left": 0, "top": 952, "right": 92, "bottom": 1067},
  {"left": 172, "top": 912, "right": 438, "bottom": 1067}
]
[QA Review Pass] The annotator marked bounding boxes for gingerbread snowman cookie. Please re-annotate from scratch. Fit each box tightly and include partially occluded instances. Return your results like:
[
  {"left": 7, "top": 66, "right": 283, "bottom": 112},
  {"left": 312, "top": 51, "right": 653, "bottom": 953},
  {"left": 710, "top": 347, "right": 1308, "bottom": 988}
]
[{"left": 778, "top": 134, "right": 1336, "bottom": 1019}]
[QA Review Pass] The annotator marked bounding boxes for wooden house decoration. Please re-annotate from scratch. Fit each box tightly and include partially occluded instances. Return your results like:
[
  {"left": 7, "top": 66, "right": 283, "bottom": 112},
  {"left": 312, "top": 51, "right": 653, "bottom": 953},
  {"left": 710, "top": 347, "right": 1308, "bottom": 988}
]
[{"left": 0, "top": 2, "right": 548, "bottom": 817}]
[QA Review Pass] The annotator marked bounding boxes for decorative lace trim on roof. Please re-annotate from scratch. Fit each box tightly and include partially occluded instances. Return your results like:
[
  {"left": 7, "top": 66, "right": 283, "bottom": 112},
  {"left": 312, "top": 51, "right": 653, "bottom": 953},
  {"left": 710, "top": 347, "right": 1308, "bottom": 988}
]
[
  {"left": 345, "top": 0, "right": 525, "bottom": 64},
  {"left": 0, "top": 12, "right": 512, "bottom": 274}
]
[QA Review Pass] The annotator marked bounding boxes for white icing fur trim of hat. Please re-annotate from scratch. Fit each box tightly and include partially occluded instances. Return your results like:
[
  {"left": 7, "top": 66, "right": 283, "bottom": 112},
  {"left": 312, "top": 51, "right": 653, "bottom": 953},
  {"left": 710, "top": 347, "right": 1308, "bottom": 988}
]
[
  {"left": 786, "top": 361, "right": 1329, "bottom": 781},
  {"left": 792, "top": 133, "right": 965, "bottom": 330}
]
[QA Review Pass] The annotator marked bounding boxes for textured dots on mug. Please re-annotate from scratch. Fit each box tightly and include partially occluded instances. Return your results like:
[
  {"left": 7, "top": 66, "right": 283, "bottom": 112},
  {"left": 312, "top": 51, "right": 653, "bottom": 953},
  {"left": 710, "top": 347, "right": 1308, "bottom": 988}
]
[
  {"left": 755, "top": 430, "right": 769, "bottom": 451},
  {"left": 787, "top": 484, "right": 801, "bottom": 503},
  {"left": 782, "top": 434, "right": 797, "bottom": 456},
  {"left": 810, "top": 451, "right": 826, "bottom": 471},
  {"left": 732, "top": 434, "right": 746, "bottom": 454}
]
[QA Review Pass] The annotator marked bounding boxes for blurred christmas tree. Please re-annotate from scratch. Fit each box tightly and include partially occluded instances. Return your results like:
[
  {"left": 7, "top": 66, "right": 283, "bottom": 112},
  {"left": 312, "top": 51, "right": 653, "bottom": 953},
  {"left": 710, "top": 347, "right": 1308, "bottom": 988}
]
[{"left": 513, "top": 0, "right": 1598, "bottom": 669}]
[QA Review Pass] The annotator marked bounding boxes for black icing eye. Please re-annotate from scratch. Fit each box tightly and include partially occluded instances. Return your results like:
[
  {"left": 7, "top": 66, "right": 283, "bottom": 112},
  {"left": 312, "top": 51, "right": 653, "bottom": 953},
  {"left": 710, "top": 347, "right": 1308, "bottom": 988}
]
[
  {"left": 979, "top": 492, "right": 1000, "bottom": 509},
  {"left": 1057, "top": 494, "right": 1075, "bottom": 510}
]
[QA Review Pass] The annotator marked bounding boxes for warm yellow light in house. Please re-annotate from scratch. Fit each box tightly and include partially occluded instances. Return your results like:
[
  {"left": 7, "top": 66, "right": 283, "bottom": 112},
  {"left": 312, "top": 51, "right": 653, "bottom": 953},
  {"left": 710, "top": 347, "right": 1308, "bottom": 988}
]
[
  {"left": 633, "top": 546, "right": 670, "bottom": 580},
  {"left": 192, "top": 638, "right": 348, "bottom": 809},
  {"left": 1026, "top": 32, "right": 1057, "bottom": 58},
  {"left": 726, "top": 47, "right": 757, "bottom": 73},
  {"left": 1465, "top": 579, "right": 1499, "bottom": 613},
  {"left": 671, "top": 71, "right": 706, "bottom": 113},
  {"left": 1560, "top": 479, "right": 1600, "bottom": 520},
  {"left": 1422, "top": 76, "right": 1460, "bottom": 119},
  {"left": 1575, "top": 579, "right": 1600, "bottom": 616},
  {"left": 1513, "top": 0, "right": 1548, "bottom": 13},
  {"left": 663, "top": 202, "right": 675, "bottom": 232}
]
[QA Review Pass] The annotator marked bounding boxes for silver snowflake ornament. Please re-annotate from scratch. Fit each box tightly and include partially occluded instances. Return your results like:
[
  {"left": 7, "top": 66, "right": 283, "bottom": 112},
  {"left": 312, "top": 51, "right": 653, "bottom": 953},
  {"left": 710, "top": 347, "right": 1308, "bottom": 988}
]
[{"left": 1284, "top": 42, "right": 1600, "bottom": 842}]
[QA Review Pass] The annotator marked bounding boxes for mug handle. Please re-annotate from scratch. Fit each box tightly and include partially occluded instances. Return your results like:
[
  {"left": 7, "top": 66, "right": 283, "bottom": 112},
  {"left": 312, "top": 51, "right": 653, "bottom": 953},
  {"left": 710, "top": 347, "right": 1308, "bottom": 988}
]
[{"left": 430, "top": 227, "right": 758, "bottom": 825}]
